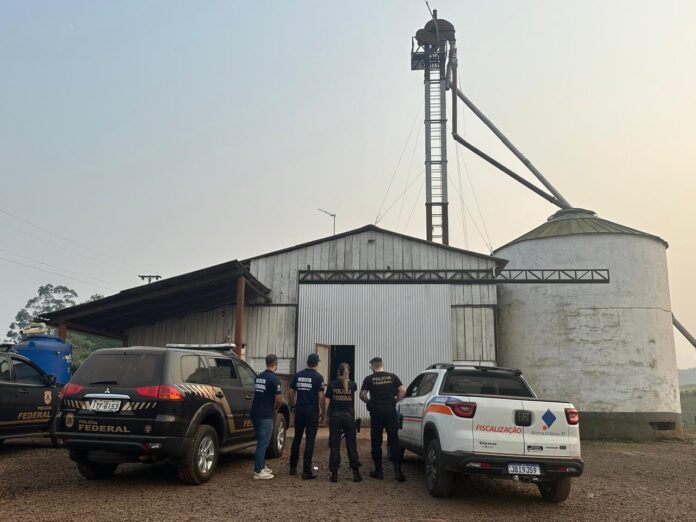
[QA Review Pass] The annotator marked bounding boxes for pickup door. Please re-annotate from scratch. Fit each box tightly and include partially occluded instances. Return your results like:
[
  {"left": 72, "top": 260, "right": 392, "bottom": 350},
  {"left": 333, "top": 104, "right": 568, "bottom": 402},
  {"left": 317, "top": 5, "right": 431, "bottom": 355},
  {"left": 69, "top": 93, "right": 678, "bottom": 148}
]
[{"left": 400, "top": 372, "right": 439, "bottom": 445}]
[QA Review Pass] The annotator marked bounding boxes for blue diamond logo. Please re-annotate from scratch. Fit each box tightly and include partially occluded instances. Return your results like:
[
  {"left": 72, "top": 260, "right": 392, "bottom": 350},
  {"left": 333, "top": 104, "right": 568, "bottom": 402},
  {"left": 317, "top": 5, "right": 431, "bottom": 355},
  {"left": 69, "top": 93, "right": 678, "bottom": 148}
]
[{"left": 542, "top": 409, "right": 557, "bottom": 428}]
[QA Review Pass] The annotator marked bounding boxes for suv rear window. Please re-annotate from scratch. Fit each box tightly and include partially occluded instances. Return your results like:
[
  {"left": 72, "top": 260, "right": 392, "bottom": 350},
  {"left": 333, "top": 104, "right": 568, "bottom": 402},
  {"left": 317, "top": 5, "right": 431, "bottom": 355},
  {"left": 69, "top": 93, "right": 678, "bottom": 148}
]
[
  {"left": 442, "top": 371, "right": 533, "bottom": 398},
  {"left": 72, "top": 353, "right": 163, "bottom": 388}
]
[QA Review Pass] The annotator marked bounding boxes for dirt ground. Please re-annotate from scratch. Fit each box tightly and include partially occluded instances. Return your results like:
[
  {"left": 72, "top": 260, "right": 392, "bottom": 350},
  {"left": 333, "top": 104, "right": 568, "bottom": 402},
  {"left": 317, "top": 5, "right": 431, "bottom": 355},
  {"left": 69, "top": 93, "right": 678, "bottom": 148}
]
[{"left": 1, "top": 430, "right": 695, "bottom": 522}]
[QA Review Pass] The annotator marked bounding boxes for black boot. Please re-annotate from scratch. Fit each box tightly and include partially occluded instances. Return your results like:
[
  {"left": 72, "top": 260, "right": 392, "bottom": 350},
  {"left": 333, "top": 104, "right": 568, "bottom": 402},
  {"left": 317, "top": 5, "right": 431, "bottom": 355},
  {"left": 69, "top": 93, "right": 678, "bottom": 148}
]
[
  {"left": 302, "top": 470, "right": 317, "bottom": 480},
  {"left": 352, "top": 469, "right": 363, "bottom": 483},
  {"left": 394, "top": 462, "right": 406, "bottom": 482},
  {"left": 369, "top": 465, "right": 384, "bottom": 480},
  {"left": 330, "top": 470, "right": 338, "bottom": 482},
  {"left": 289, "top": 466, "right": 297, "bottom": 476}
]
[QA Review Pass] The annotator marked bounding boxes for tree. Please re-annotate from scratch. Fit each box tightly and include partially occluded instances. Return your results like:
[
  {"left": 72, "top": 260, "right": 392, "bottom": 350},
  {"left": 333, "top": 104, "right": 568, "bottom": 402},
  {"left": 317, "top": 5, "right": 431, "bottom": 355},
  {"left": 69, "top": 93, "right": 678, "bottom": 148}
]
[{"left": 6, "top": 284, "right": 78, "bottom": 340}]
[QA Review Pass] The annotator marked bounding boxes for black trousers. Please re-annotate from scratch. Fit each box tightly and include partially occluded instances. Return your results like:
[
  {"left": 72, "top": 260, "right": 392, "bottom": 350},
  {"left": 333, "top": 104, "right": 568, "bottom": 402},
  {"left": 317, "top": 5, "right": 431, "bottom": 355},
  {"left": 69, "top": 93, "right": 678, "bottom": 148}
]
[
  {"left": 370, "top": 409, "right": 401, "bottom": 468},
  {"left": 290, "top": 406, "right": 319, "bottom": 472},
  {"left": 328, "top": 410, "right": 361, "bottom": 472}
]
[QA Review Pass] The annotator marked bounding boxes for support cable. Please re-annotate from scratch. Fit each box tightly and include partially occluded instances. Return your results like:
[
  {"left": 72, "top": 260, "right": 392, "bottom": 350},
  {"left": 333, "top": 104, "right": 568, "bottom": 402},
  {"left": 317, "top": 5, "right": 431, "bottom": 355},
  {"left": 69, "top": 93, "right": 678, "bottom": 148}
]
[
  {"left": 376, "top": 169, "right": 425, "bottom": 225},
  {"left": 375, "top": 101, "right": 423, "bottom": 224}
]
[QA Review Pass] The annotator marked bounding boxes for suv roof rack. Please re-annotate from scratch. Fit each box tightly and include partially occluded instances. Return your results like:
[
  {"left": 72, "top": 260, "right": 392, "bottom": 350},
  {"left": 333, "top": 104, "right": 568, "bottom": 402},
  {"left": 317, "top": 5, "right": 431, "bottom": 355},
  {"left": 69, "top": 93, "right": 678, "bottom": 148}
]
[
  {"left": 425, "top": 363, "right": 522, "bottom": 375},
  {"left": 426, "top": 363, "right": 455, "bottom": 370},
  {"left": 165, "top": 343, "right": 237, "bottom": 354}
]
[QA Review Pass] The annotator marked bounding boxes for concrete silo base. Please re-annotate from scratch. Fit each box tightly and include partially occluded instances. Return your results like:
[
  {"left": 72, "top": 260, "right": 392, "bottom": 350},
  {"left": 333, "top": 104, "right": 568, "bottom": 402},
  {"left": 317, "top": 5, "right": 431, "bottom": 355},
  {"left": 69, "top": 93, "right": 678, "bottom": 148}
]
[{"left": 580, "top": 412, "right": 684, "bottom": 440}]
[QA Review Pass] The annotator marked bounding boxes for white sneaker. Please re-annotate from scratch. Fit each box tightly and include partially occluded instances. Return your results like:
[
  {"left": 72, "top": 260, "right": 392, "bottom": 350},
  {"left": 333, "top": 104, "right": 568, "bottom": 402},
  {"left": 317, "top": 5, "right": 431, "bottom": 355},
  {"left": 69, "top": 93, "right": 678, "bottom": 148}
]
[
  {"left": 253, "top": 469, "right": 274, "bottom": 480},
  {"left": 263, "top": 466, "right": 273, "bottom": 474}
]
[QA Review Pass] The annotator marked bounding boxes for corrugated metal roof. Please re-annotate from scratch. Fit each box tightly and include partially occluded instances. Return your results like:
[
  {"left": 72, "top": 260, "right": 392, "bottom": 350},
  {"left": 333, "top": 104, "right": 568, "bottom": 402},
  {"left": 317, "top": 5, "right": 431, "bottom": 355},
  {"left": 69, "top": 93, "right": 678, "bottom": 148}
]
[{"left": 495, "top": 208, "right": 669, "bottom": 252}]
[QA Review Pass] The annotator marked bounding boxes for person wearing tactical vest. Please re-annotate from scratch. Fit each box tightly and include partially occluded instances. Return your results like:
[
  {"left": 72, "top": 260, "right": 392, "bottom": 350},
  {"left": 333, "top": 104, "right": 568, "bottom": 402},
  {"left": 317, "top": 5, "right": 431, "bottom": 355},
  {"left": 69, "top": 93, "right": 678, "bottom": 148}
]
[
  {"left": 288, "top": 353, "right": 325, "bottom": 479},
  {"left": 359, "top": 356, "right": 407, "bottom": 482},
  {"left": 324, "top": 362, "right": 362, "bottom": 483}
]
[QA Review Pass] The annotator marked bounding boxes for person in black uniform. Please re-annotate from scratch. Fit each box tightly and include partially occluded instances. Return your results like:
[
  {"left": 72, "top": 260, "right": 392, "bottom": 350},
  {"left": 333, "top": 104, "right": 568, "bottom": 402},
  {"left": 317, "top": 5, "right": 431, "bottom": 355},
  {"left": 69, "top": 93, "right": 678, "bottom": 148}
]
[
  {"left": 289, "top": 353, "right": 325, "bottom": 479},
  {"left": 324, "top": 362, "right": 362, "bottom": 483},
  {"left": 359, "top": 356, "right": 407, "bottom": 482}
]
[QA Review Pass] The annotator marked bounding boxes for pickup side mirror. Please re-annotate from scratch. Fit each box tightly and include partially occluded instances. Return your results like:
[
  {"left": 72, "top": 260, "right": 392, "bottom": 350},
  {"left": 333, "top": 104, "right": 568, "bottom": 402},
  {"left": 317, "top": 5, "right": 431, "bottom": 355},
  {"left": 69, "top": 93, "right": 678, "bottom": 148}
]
[{"left": 45, "top": 374, "right": 57, "bottom": 386}]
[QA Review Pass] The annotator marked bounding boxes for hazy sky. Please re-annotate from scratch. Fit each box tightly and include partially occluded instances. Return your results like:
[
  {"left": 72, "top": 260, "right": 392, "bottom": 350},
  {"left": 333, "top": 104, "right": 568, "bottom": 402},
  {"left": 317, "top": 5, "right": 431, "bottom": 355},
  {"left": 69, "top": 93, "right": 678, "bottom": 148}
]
[{"left": 1, "top": 1, "right": 695, "bottom": 368}]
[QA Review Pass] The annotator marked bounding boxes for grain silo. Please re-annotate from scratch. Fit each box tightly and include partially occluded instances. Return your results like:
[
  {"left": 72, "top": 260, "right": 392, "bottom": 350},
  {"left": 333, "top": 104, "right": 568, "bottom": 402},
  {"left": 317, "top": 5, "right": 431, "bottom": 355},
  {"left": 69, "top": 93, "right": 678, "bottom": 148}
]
[{"left": 495, "top": 208, "right": 682, "bottom": 439}]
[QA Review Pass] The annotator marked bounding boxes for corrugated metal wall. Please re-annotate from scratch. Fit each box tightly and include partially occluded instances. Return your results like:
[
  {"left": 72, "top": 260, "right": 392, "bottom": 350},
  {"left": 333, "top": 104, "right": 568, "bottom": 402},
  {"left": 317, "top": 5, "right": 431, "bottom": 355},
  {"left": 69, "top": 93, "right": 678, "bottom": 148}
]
[{"left": 298, "top": 284, "right": 452, "bottom": 421}]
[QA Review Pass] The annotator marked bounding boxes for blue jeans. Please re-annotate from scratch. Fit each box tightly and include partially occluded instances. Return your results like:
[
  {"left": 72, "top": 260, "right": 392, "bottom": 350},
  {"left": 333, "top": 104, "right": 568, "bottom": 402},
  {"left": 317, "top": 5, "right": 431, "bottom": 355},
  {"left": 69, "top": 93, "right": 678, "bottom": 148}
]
[{"left": 253, "top": 417, "right": 274, "bottom": 473}]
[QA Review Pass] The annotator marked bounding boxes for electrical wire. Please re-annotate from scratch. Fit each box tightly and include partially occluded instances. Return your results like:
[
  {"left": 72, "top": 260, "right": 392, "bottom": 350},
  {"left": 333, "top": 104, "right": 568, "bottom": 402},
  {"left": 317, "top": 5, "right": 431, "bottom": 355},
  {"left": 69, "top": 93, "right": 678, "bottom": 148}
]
[
  {"left": 374, "top": 101, "right": 423, "bottom": 224},
  {"left": 0, "top": 207, "right": 140, "bottom": 272},
  {"left": 0, "top": 248, "right": 123, "bottom": 288},
  {"left": 0, "top": 220, "right": 137, "bottom": 277},
  {"left": 0, "top": 256, "right": 118, "bottom": 292}
]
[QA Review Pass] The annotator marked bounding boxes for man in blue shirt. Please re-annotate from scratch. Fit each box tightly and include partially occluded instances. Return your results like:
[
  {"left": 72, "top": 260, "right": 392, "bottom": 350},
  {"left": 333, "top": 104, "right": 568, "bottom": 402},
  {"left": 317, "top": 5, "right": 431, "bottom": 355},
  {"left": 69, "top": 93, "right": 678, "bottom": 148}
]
[
  {"left": 250, "top": 353, "right": 282, "bottom": 480},
  {"left": 289, "top": 353, "right": 325, "bottom": 479}
]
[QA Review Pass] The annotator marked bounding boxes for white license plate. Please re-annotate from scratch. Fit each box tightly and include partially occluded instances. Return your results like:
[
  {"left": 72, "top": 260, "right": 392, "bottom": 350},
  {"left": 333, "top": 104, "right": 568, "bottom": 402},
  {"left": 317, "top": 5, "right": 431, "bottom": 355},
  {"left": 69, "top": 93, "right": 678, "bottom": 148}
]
[
  {"left": 508, "top": 463, "right": 541, "bottom": 476},
  {"left": 88, "top": 400, "right": 121, "bottom": 412}
]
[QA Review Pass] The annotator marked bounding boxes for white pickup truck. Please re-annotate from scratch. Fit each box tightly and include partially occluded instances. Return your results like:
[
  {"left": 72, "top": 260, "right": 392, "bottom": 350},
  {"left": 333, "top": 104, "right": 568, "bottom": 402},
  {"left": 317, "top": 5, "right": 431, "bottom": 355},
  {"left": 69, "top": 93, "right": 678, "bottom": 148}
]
[{"left": 397, "top": 364, "right": 583, "bottom": 502}]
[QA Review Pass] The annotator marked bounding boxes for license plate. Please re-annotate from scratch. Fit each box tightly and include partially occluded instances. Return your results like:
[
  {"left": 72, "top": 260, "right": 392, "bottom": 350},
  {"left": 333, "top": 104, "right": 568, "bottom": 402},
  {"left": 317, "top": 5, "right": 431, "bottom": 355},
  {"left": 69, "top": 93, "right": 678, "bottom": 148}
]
[
  {"left": 88, "top": 400, "right": 121, "bottom": 412},
  {"left": 508, "top": 463, "right": 541, "bottom": 476}
]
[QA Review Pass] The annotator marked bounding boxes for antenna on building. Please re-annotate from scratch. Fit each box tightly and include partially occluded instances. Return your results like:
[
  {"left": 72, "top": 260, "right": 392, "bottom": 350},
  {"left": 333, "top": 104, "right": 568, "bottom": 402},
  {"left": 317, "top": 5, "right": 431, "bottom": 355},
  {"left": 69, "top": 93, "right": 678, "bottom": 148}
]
[
  {"left": 318, "top": 208, "right": 336, "bottom": 236},
  {"left": 139, "top": 275, "right": 162, "bottom": 284}
]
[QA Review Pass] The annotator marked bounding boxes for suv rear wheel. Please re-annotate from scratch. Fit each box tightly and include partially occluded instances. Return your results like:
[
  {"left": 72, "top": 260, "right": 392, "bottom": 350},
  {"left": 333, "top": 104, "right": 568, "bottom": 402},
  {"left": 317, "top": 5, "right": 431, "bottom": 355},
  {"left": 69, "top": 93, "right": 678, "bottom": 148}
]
[
  {"left": 425, "top": 437, "right": 454, "bottom": 497},
  {"left": 538, "top": 477, "right": 572, "bottom": 503},
  {"left": 76, "top": 461, "right": 118, "bottom": 480},
  {"left": 265, "top": 414, "right": 286, "bottom": 459},
  {"left": 177, "top": 425, "right": 219, "bottom": 485}
]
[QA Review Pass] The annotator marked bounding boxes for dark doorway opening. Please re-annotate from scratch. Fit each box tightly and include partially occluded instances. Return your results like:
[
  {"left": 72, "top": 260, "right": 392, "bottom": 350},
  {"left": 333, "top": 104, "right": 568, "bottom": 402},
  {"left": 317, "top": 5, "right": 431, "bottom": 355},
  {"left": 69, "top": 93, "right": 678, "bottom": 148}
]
[{"left": 329, "top": 345, "right": 355, "bottom": 382}]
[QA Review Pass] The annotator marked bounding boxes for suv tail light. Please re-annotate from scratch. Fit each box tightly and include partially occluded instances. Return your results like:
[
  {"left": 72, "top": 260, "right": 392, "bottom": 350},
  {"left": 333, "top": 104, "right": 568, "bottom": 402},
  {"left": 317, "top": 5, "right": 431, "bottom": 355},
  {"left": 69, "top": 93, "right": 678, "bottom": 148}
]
[
  {"left": 136, "top": 385, "right": 184, "bottom": 401},
  {"left": 565, "top": 407, "right": 580, "bottom": 425},
  {"left": 62, "top": 383, "right": 84, "bottom": 396},
  {"left": 447, "top": 400, "right": 477, "bottom": 418}
]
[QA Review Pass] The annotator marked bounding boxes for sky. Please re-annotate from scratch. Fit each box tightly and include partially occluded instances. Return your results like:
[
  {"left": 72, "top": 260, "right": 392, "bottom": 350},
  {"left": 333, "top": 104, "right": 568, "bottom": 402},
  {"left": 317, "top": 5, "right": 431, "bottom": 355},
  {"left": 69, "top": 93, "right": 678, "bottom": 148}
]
[{"left": 1, "top": 1, "right": 695, "bottom": 368}]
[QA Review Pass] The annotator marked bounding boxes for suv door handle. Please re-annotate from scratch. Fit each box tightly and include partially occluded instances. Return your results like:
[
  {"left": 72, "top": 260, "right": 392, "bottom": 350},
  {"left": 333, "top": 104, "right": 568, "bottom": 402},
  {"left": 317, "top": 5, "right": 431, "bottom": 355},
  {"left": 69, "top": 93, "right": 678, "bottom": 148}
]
[
  {"left": 215, "top": 391, "right": 224, "bottom": 399},
  {"left": 17, "top": 389, "right": 28, "bottom": 395},
  {"left": 245, "top": 394, "right": 253, "bottom": 400}
]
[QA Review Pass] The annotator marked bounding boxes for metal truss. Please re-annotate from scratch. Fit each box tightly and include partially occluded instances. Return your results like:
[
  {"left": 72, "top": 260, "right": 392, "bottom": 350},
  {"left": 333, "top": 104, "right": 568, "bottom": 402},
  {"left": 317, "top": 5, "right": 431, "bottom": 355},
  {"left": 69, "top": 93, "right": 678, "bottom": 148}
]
[{"left": 298, "top": 269, "right": 610, "bottom": 285}]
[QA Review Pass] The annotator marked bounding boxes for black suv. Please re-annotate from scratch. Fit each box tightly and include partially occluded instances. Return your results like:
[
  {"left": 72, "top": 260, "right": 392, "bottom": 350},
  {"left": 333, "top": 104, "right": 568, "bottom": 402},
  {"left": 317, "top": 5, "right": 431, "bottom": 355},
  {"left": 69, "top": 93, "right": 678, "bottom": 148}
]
[
  {"left": 54, "top": 347, "right": 290, "bottom": 484},
  {"left": 0, "top": 351, "right": 61, "bottom": 446}
]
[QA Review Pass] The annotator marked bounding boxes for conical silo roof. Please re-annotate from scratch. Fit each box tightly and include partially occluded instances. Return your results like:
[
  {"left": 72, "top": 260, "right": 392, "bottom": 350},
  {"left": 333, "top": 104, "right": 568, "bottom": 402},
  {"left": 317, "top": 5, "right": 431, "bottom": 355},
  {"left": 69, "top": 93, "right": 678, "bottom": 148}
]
[{"left": 494, "top": 208, "right": 668, "bottom": 252}]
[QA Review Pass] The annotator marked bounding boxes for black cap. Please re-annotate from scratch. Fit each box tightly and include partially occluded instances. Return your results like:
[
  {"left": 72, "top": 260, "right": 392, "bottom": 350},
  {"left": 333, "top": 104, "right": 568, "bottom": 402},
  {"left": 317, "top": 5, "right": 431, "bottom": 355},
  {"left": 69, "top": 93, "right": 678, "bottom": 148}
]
[
  {"left": 369, "top": 357, "right": 383, "bottom": 365},
  {"left": 307, "top": 353, "right": 320, "bottom": 366}
]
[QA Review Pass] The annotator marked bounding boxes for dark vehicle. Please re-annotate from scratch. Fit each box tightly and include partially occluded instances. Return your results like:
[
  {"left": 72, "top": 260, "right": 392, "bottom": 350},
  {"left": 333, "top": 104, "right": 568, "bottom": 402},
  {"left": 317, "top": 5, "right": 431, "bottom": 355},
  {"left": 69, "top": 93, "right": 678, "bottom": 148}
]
[
  {"left": 54, "top": 346, "right": 290, "bottom": 484},
  {"left": 0, "top": 351, "right": 61, "bottom": 446}
]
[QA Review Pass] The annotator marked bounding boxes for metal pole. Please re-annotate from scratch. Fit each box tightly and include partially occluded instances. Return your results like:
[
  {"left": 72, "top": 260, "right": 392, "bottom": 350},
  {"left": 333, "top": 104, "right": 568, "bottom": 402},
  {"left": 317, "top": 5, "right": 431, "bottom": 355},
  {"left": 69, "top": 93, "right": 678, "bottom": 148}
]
[
  {"left": 673, "top": 314, "right": 696, "bottom": 351},
  {"left": 234, "top": 277, "right": 246, "bottom": 358},
  {"left": 449, "top": 81, "right": 572, "bottom": 209}
]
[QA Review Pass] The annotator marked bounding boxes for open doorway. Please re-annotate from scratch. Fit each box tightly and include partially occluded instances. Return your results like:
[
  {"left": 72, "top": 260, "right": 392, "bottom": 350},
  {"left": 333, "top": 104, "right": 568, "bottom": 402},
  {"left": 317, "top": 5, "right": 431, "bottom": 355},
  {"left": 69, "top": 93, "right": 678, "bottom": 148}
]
[
  {"left": 314, "top": 344, "right": 355, "bottom": 382},
  {"left": 329, "top": 345, "right": 355, "bottom": 382}
]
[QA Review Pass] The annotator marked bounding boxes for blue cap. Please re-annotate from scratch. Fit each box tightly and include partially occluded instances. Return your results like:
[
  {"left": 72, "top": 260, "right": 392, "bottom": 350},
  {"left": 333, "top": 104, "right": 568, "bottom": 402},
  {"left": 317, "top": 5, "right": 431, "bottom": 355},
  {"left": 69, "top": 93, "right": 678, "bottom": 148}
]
[{"left": 307, "top": 353, "right": 320, "bottom": 366}]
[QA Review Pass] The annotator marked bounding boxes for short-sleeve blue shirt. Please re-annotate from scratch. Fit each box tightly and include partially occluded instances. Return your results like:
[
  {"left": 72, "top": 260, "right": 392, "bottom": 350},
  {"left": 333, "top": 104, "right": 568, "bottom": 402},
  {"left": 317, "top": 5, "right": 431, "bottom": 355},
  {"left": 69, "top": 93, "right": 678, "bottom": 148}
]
[
  {"left": 290, "top": 368, "right": 325, "bottom": 410},
  {"left": 250, "top": 369, "right": 282, "bottom": 420}
]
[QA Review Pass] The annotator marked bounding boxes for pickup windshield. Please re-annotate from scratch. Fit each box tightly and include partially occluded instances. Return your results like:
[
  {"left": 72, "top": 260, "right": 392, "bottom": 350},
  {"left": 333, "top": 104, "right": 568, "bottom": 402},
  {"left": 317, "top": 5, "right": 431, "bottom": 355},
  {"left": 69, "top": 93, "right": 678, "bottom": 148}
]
[{"left": 441, "top": 371, "right": 534, "bottom": 398}]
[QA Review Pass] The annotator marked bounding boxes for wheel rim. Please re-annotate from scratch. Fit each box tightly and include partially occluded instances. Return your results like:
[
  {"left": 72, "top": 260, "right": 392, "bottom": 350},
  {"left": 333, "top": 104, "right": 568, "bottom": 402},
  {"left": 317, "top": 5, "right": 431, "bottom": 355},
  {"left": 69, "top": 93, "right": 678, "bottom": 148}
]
[
  {"left": 197, "top": 436, "right": 215, "bottom": 474},
  {"left": 426, "top": 445, "right": 437, "bottom": 488},
  {"left": 276, "top": 423, "right": 285, "bottom": 450}
]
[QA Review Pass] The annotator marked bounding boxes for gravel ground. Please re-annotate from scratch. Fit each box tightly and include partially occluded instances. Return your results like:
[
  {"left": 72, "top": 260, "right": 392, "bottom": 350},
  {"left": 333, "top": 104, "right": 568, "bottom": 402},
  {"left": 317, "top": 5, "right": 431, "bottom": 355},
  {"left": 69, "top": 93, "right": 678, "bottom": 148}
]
[{"left": 1, "top": 430, "right": 695, "bottom": 521}]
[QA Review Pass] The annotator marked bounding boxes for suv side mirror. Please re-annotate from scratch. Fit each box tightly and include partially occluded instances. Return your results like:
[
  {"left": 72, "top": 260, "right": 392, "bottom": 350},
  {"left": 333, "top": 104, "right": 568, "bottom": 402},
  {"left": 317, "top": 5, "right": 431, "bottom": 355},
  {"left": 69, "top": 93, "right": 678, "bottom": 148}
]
[{"left": 45, "top": 374, "right": 57, "bottom": 386}]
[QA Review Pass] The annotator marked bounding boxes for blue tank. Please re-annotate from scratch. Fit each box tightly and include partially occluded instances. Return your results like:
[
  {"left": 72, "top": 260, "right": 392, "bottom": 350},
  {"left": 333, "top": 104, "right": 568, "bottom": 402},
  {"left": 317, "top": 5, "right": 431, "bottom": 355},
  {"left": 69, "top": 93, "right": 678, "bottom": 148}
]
[{"left": 13, "top": 335, "right": 72, "bottom": 384}]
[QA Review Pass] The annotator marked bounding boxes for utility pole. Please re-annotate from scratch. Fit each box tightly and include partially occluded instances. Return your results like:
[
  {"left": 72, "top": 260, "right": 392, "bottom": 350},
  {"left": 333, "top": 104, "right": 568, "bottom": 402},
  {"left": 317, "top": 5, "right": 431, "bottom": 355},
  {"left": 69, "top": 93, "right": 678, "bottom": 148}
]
[
  {"left": 318, "top": 208, "right": 336, "bottom": 236},
  {"left": 139, "top": 275, "right": 162, "bottom": 284}
]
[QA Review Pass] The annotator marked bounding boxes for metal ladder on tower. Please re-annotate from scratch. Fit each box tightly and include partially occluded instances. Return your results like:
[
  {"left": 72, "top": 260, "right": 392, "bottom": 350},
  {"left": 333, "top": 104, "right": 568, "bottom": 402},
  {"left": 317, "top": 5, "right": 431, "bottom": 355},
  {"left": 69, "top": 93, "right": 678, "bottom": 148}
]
[{"left": 424, "top": 51, "right": 449, "bottom": 244}]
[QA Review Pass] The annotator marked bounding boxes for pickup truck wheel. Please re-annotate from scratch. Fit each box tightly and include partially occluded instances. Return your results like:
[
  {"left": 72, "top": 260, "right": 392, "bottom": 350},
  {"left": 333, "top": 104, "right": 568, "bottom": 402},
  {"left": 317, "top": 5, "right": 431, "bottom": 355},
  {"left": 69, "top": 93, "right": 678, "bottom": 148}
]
[
  {"left": 265, "top": 414, "right": 287, "bottom": 459},
  {"left": 177, "top": 425, "right": 219, "bottom": 485},
  {"left": 76, "top": 462, "right": 118, "bottom": 480},
  {"left": 425, "top": 438, "right": 453, "bottom": 498},
  {"left": 538, "top": 477, "right": 571, "bottom": 503}
]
